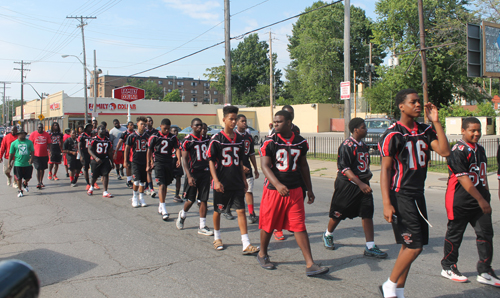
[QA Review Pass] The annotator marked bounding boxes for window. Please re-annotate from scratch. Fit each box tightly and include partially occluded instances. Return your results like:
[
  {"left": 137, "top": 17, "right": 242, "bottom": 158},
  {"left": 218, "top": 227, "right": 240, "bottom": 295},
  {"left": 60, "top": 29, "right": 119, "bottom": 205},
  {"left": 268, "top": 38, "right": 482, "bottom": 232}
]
[
  {"left": 204, "top": 90, "right": 209, "bottom": 94},
  {"left": 204, "top": 82, "right": 210, "bottom": 87},
  {"left": 214, "top": 91, "right": 218, "bottom": 95},
  {"left": 191, "top": 90, "right": 197, "bottom": 94},
  {"left": 203, "top": 98, "right": 209, "bottom": 102},
  {"left": 167, "top": 89, "right": 172, "bottom": 93},
  {"left": 181, "top": 96, "right": 185, "bottom": 100},
  {"left": 191, "top": 82, "right": 197, "bottom": 87},
  {"left": 214, "top": 99, "right": 218, "bottom": 103},
  {"left": 158, "top": 80, "right": 162, "bottom": 85},
  {"left": 179, "top": 89, "right": 184, "bottom": 93},
  {"left": 177, "top": 81, "right": 184, "bottom": 86},
  {"left": 168, "top": 81, "right": 173, "bottom": 85},
  {"left": 191, "top": 97, "right": 197, "bottom": 102}
]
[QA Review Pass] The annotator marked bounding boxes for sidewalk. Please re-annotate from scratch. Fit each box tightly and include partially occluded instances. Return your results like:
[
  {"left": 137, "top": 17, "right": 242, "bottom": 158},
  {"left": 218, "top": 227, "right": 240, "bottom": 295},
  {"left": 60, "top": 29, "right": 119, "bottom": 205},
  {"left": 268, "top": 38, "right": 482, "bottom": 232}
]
[{"left": 255, "top": 156, "right": 500, "bottom": 191}]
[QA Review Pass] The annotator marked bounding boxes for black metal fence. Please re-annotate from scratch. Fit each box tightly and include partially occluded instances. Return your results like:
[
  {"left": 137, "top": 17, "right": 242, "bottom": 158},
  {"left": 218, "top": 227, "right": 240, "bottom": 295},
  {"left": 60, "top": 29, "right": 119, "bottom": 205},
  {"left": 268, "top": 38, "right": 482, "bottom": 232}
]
[{"left": 303, "top": 136, "right": 500, "bottom": 172}]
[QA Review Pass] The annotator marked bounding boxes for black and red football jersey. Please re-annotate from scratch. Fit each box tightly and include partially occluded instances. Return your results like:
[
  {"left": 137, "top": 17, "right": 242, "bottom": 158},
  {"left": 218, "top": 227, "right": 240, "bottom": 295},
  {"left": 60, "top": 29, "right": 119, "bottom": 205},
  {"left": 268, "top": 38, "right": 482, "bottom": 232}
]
[
  {"left": 497, "top": 145, "right": 500, "bottom": 180},
  {"left": 50, "top": 132, "right": 63, "bottom": 153},
  {"left": 235, "top": 129, "right": 255, "bottom": 178},
  {"left": 446, "top": 140, "right": 490, "bottom": 220},
  {"left": 148, "top": 131, "right": 179, "bottom": 164},
  {"left": 120, "top": 129, "right": 134, "bottom": 151},
  {"left": 125, "top": 132, "right": 149, "bottom": 165},
  {"left": 208, "top": 131, "right": 245, "bottom": 190},
  {"left": 260, "top": 132, "right": 308, "bottom": 190},
  {"left": 146, "top": 127, "right": 159, "bottom": 137},
  {"left": 90, "top": 136, "right": 112, "bottom": 160},
  {"left": 78, "top": 132, "right": 92, "bottom": 159},
  {"left": 182, "top": 134, "right": 210, "bottom": 173},
  {"left": 337, "top": 137, "right": 372, "bottom": 181},
  {"left": 378, "top": 121, "right": 438, "bottom": 194}
]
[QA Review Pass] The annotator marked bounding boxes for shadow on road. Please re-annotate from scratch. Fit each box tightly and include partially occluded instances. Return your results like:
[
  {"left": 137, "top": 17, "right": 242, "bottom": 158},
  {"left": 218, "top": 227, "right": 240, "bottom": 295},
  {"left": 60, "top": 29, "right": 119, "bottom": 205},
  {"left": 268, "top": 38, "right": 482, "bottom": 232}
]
[{"left": 0, "top": 248, "right": 97, "bottom": 286}]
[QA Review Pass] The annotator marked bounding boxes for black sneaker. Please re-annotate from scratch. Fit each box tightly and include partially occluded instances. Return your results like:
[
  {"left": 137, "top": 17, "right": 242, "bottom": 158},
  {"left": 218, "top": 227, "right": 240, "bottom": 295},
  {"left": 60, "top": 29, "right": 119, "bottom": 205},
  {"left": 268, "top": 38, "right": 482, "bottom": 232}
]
[
  {"left": 36, "top": 184, "right": 42, "bottom": 190},
  {"left": 306, "top": 263, "right": 329, "bottom": 276},
  {"left": 257, "top": 254, "right": 275, "bottom": 270},
  {"left": 126, "top": 181, "right": 133, "bottom": 189},
  {"left": 249, "top": 212, "right": 258, "bottom": 224},
  {"left": 66, "top": 173, "right": 70, "bottom": 178},
  {"left": 223, "top": 210, "right": 235, "bottom": 220}
]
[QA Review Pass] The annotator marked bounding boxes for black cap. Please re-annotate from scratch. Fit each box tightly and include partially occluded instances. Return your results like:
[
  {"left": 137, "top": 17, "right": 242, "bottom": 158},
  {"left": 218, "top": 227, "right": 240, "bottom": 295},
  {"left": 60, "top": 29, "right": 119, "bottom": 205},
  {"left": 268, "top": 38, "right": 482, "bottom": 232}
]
[{"left": 17, "top": 129, "right": 27, "bottom": 135}]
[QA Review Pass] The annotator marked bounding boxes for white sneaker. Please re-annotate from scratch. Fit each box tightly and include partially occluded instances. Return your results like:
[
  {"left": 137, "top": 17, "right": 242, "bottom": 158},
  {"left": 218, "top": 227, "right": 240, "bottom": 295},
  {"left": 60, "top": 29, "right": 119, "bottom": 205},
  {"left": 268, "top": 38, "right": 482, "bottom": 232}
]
[
  {"left": 12, "top": 182, "right": 18, "bottom": 189},
  {"left": 140, "top": 197, "right": 147, "bottom": 207},
  {"left": 176, "top": 210, "right": 185, "bottom": 230},
  {"left": 150, "top": 190, "right": 157, "bottom": 198},
  {"left": 71, "top": 183, "right": 78, "bottom": 187},
  {"left": 144, "top": 188, "right": 150, "bottom": 195},
  {"left": 131, "top": 196, "right": 139, "bottom": 208},
  {"left": 7, "top": 177, "right": 11, "bottom": 186},
  {"left": 23, "top": 185, "right": 29, "bottom": 192},
  {"left": 441, "top": 265, "right": 468, "bottom": 282},
  {"left": 477, "top": 271, "right": 500, "bottom": 287},
  {"left": 198, "top": 226, "right": 214, "bottom": 236},
  {"left": 17, "top": 191, "right": 23, "bottom": 197}
]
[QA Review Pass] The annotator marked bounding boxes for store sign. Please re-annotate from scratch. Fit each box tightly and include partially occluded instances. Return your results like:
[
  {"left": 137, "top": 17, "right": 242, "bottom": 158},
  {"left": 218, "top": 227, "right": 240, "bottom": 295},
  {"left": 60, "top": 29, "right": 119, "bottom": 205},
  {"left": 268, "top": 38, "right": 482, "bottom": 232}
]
[
  {"left": 112, "top": 86, "right": 145, "bottom": 102},
  {"left": 340, "top": 81, "right": 350, "bottom": 100},
  {"left": 89, "top": 103, "right": 136, "bottom": 111},
  {"left": 50, "top": 103, "right": 60, "bottom": 110}
]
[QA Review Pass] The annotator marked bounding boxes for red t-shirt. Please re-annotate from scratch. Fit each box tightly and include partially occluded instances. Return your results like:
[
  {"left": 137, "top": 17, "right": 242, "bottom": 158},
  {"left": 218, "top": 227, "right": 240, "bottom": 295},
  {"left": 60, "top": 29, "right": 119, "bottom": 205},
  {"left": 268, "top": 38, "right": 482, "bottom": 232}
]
[
  {"left": 29, "top": 131, "right": 51, "bottom": 157},
  {"left": 63, "top": 133, "right": 71, "bottom": 142}
]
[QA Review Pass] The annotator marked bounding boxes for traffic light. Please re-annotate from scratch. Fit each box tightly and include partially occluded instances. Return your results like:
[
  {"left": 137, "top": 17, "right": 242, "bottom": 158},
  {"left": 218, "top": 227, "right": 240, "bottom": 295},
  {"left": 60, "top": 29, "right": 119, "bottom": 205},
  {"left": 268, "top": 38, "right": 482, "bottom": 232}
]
[{"left": 467, "top": 23, "right": 482, "bottom": 77}]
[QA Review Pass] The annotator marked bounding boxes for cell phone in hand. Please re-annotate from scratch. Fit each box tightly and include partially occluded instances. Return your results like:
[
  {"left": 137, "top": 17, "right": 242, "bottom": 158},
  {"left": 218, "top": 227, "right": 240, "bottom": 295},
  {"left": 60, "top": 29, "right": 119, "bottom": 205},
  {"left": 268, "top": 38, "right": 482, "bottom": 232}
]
[{"left": 392, "top": 214, "right": 398, "bottom": 224}]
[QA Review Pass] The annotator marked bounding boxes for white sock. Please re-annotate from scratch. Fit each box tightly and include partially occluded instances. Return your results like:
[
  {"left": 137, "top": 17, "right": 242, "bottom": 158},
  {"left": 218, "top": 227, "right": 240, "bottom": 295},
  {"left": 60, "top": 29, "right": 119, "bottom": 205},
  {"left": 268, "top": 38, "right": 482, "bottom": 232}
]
[
  {"left": 89, "top": 186, "right": 94, "bottom": 191},
  {"left": 325, "top": 229, "right": 333, "bottom": 236},
  {"left": 180, "top": 209, "right": 187, "bottom": 218},
  {"left": 214, "top": 230, "right": 221, "bottom": 240},
  {"left": 103, "top": 191, "right": 108, "bottom": 195},
  {"left": 139, "top": 192, "right": 144, "bottom": 201},
  {"left": 127, "top": 176, "right": 132, "bottom": 182},
  {"left": 241, "top": 234, "right": 250, "bottom": 250},
  {"left": 132, "top": 190, "right": 137, "bottom": 198},
  {"left": 396, "top": 288, "right": 405, "bottom": 298},
  {"left": 200, "top": 217, "right": 206, "bottom": 229},
  {"left": 161, "top": 203, "right": 167, "bottom": 213},
  {"left": 382, "top": 278, "right": 397, "bottom": 298},
  {"left": 366, "top": 241, "right": 375, "bottom": 250}
]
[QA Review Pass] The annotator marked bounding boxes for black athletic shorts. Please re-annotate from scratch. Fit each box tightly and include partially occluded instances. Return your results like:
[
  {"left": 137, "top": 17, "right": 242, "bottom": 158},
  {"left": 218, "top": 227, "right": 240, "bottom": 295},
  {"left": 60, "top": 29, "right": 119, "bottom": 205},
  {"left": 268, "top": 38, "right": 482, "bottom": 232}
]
[
  {"left": 329, "top": 177, "right": 374, "bottom": 220},
  {"left": 213, "top": 189, "right": 245, "bottom": 213},
  {"left": 132, "top": 162, "right": 148, "bottom": 183},
  {"left": 154, "top": 162, "right": 174, "bottom": 186},
  {"left": 14, "top": 165, "right": 33, "bottom": 181},
  {"left": 183, "top": 171, "right": 211, "bottom": 203},
  {"left": 49, "top": 151, "right": 62, "bottom": 164},
  {"left": 81, "top": 156, "right": 91, "bottom": 171},
  {"left": 90, "top": 159, "right": 112, "bottom": 179},
  {"left": 172, "top": 160, "right": 184, "bottom": 177},
  {"left": 390, "top": 191, "right": 429, "bottom": 249},
  {"left": 33, "top": 156, "right": 48, "bottom": 170},
  {"left": 68, "top": 158, "right": 83, "bottom": 171}
]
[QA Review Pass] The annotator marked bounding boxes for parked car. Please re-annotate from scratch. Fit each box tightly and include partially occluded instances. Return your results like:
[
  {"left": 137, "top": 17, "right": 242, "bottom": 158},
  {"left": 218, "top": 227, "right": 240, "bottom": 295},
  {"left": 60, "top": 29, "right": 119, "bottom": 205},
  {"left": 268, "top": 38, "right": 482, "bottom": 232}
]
[
  {"left": 246, "top": 126, "right": 260, "bottom": 144},
  {"left": 156, "top": 124, "right": 181, "bottom": 132},
  {"left": 177, "top": 126, "right": 216, "bottom": 139},
  {"left": 208, "top": 124, "right": 223, "bottom": 135},
  {"left": 363, "top": 118, "right": 396, "bottom": 150}
]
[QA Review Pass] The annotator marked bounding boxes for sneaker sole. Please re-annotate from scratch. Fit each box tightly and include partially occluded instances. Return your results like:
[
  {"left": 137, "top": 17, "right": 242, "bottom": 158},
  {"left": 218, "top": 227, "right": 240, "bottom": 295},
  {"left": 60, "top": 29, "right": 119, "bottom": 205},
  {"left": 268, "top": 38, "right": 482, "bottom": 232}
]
[
  {"left": 162, "top": 215, "right": 169, "bottom": 221},
  {"left": 198, "top": 231, "right": 214, "bottom": 236},
  {"left": 378, "top": 286, "right": 384, "bottom": 298},
  {"left": 441, "top": 270, "right": 468, "bottom": 282},
  {"left": 477, "top": 276, "right": 500, "bottom": 287},
  {"left": 364, "top": 251, "right": 388, "bottom": 259},
  {"left": 306, "top": 267, "right": 329, "bottom": 276}
]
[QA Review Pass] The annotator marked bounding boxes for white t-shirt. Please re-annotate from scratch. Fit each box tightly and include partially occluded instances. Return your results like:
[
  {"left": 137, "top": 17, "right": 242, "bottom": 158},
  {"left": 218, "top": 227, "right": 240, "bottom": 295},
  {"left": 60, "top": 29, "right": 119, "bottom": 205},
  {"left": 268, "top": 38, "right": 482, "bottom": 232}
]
[{"left": 109, "top": 126, "right": 127, "bottom": 150}]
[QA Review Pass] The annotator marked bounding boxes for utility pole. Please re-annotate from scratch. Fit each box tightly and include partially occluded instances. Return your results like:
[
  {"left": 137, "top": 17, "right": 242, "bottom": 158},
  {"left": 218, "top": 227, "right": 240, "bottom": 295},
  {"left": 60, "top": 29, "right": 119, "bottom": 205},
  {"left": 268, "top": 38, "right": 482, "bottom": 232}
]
[
  {"left": 269, "top": 31, "right": 274, "bottom": 121},
  {"left": 67, "top": 16, "right": 96, "bottom": 123},
  {"left": 1, "top": 82, "right": 11, "bottom": 125},
  {"left": 417, "top": 0, "right": 429, "bottom": 120},
  {"left": 344, "top": 0, "right": 351, "bottom": 139},
  {"left": 93, "top": 50, "right": 97, "bottom": 119},
  {"left": 14, "top": 60, "right": 30, "bottom": 129},
  {"left": 369, "top": 42, "right": 372, "bottom": 88},
  {"left": 353, "top": 70, "right": 357, "bottom": 118},
  {"left": 224, "top": 0, "right": 232, "bottom": 105}
]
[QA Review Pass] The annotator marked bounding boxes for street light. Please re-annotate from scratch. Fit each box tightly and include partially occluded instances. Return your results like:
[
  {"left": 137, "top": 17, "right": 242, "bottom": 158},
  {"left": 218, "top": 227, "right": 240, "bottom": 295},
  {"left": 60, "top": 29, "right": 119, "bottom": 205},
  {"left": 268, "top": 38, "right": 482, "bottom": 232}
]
[{"left": 62, "top": 54, "right": 89, "bottom": 124}]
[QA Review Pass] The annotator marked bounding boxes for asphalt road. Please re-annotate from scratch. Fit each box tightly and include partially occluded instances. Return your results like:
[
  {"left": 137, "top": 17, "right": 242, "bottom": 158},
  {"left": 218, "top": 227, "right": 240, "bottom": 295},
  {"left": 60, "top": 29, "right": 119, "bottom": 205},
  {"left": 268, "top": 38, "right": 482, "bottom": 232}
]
[{"left": 1, "top": 172, "right": 500, "bottom": 297}]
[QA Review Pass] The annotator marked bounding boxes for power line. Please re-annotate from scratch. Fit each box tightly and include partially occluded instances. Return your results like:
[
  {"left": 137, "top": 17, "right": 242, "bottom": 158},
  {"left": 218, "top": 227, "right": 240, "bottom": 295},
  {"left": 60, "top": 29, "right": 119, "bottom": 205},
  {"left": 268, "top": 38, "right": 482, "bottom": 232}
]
[{"left": 13, "top": 60, "right": 30, "bottom": 128}]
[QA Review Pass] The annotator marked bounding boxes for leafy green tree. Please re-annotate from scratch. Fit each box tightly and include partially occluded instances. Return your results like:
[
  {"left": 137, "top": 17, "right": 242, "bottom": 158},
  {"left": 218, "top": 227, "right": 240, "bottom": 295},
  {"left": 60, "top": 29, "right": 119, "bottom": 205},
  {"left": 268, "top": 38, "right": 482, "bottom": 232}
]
[
  {"left": 367, "top": 0, "right": 486, "bottom": 112},
  {"left": 126, "top": 78, "right": 163, "bottom": 100},
  {"left": 204, "top": 34, "right": 282, "bottom": 106},
  {"left": 285, "top": 1, "right": 385, "bottom": 104},
  {"left": 473, "top": 0, "right": 500, "bottom": 21},
  {"left": 163, "top": 89, "right": 182, "bottom": 102}
]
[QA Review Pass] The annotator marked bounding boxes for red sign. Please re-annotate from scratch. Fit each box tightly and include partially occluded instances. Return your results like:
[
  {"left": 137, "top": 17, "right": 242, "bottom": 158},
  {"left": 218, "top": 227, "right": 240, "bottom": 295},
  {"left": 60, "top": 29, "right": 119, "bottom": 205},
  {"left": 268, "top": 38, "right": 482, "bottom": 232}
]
[
  {"left": 340, "top": 81, "right": 350, "bottom": 100},
  {"left": 50, "top": 103, "right": 60, "bottom": 110},
  {"left": 112, "top": 86, "right": 145, "bottom": 102}
]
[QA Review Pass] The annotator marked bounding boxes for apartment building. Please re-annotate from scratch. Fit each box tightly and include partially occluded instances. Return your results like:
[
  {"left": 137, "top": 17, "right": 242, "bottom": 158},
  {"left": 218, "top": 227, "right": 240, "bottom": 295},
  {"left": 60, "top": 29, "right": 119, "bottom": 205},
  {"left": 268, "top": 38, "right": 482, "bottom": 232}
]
[{"left": 90, "top": 74, "right": 223, "bottom": 104}]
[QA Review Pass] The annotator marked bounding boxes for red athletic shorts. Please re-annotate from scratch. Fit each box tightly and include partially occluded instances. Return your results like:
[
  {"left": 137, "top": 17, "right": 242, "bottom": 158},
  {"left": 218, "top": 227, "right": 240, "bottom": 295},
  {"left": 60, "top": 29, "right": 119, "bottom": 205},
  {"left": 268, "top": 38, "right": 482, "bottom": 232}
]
[
  {"left": 63, "top": 154, "right": 68, "bottom": 166},
  {"left": 259, "top": 187, "right": 306, "bottom": 233},
  {"left": 114, "top": 150, "right": 124, "bottom": 165}
]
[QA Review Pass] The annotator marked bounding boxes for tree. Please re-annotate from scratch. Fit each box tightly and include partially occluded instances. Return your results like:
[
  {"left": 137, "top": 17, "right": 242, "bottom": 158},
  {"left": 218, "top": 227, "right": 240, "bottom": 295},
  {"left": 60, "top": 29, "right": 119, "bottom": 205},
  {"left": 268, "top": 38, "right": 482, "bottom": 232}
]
[
  {"left": 284, "top": 1, "right": 385, "bottom": 104},
  {"left": 366, "top": 0, "right": 488, "bottom": 114},
  {"left": 474, "top": 0, "right": 500, "bottom": 21},
  {"left": 126, "top": 78, "right": 163, "bottom": 100},
  {"left": 162, "top": 89, "right": 182, "bottom": 102},
  {"left": 204, "top": 34, "right": 282, "bottom": 106}
]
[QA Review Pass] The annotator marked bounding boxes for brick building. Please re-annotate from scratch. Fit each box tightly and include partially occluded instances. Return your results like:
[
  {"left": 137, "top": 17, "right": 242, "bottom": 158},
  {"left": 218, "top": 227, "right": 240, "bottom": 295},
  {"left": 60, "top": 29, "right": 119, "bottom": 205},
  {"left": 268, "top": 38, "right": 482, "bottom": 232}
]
[{"left": 90, "top": 74, "right": 223, "bottom": 104}]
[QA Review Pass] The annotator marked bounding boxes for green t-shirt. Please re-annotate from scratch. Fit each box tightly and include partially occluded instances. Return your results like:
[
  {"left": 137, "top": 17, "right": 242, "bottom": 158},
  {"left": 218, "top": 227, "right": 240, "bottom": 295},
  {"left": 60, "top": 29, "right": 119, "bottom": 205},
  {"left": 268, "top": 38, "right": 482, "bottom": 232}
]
[{"left": 9, "top": 139, "right": 34, "bottom": 167}]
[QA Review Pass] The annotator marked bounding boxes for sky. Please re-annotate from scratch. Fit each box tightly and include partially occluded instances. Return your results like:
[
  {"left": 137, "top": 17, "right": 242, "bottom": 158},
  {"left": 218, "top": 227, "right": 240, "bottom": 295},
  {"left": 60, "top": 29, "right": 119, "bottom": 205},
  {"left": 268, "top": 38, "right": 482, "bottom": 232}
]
[{"left": 0, "top": 0, "right": 377, "bottom": 102}]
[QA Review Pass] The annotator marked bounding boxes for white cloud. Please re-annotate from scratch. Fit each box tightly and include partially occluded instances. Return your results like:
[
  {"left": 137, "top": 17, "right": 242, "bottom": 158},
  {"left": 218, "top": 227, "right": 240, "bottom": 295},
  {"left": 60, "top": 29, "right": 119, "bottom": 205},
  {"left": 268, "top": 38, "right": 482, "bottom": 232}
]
[
  {"left": 352, "top": 2, "right": 367, "bottom": 10},
  {"left": 163, "top": 0, "right": 221, "bottom": 24}
]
